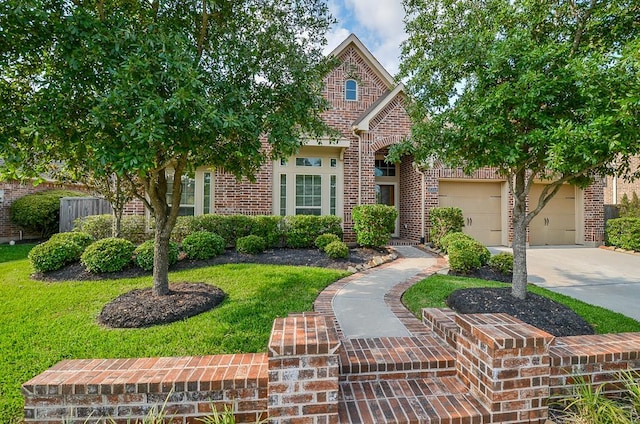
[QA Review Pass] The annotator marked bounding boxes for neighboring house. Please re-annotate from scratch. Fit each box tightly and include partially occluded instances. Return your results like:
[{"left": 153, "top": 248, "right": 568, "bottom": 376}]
[{"left": 1, "top": 34, "right": 605, "bottom": 246}]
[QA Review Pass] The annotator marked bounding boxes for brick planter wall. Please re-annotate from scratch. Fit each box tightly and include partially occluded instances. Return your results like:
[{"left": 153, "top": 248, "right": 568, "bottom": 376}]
[
  {"left": 455, "top": 313, "right": 554, "bottom": 424},
  {"left": 267, "top": 313, "right": 341, "bottom": 424},
  {"left": 21, "top": 354, "right": 268, "bottom": 424}
]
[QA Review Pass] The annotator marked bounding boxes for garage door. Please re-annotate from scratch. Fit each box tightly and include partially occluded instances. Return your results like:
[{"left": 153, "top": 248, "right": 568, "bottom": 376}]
[
  {"left": 438, "top": 181, "right": 502, "bottom": 246},
  {"left": 529, "top": 184, "right": 576, "bottom": 245}
]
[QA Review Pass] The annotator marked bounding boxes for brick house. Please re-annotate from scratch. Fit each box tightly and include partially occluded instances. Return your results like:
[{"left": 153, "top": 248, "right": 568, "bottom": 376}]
[{"left": 1, "top": 34, "right": 605, "bottom": 246}]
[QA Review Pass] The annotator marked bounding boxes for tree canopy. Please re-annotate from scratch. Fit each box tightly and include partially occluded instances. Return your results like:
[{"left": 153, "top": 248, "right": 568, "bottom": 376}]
[
  {"left": 0, "top": 0, "right": 336, "bottom": 295},
  {"left": 393, "top": 0, "right": 640, "bottom": 298}
]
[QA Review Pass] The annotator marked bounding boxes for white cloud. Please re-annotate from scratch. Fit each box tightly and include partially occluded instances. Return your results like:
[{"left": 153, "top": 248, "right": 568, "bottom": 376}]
[{"left": 323, "top": 0, "right": 406, "bottom": 77}]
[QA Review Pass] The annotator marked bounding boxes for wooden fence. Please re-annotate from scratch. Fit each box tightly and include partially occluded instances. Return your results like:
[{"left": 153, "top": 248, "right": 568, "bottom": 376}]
[{"left": 59, "top": 197, "right": 112, "bottom": 233}]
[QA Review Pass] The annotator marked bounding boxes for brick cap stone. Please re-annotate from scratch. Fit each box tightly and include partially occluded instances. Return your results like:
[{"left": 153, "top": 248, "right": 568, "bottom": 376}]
[
  {"left": 269, "top": 315, "right": 340, "bottom": 357},
  {"left": 456, "top": 313, "right": 555, "bottom": 350}
]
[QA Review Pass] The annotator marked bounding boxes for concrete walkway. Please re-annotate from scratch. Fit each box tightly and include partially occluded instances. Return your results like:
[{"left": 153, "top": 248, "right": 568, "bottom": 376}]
[{"left": 332, "top": 246, "right": 438, "bottom": 338}]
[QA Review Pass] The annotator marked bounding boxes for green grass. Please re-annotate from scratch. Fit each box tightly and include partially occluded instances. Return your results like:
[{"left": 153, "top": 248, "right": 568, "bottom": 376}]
[
  {"left": 0, "top": 256, "right": 347, "bottom": 423},
  {"left": 0, "top": 243, "right": 37, "bottom": 263},
  {"left": 403, "top": 274, "right": 640, "bottom": 335}
]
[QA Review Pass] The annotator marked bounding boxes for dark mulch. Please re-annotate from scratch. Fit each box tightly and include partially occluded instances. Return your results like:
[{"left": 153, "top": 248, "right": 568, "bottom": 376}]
[
  {"left": 36, "top": 247, "right": 388, "bottom": 329},
  {"left": 446, "top": 268, "right": 595, "bottom": 337},
  {"left": 97, "top": 282, "right": 226, "bottom": 328},
  {"left": 34, "top": 247, "right": 387, "bottom": 282}
]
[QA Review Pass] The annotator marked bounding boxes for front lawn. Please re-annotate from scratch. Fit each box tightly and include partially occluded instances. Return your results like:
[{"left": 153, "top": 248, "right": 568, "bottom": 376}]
[
  {"left": 0, "top": 254, "right": 347, "bottom": 423},
  {"left": 0, "top": 243, "right": 37, "bottom": 263},
  {"left": 403, "top": 274, "right": 640, "bottom": 335}
]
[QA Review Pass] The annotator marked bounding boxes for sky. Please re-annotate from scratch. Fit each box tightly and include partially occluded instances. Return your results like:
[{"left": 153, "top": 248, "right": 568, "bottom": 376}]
[{"left": 323, "top": 0, "right": 406, "bottom": 78}]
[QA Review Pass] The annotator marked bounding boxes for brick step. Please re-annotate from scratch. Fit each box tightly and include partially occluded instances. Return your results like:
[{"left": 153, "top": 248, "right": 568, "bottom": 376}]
[
  {"left": 339, "top": 336, "right": 457, "bottom": 382},
  {"left": 338, "top": 376, "right": 490, "bottom": 423}
]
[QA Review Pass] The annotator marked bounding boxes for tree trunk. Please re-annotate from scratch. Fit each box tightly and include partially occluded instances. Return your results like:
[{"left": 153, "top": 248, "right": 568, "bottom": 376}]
[
  {"left": 112, "top": 208, "right": 124, "bottom": 238},
  {"left": 511, "top": 170, "right": 529, "bottom": 300},
  {"left": 152, "top": 213, "right": 171, "bottom": 296}
]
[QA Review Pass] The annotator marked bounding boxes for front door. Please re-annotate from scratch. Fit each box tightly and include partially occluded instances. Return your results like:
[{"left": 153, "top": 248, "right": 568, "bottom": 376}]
[{"left": 376, "top": 183, "right": 399, "bottom": 237}]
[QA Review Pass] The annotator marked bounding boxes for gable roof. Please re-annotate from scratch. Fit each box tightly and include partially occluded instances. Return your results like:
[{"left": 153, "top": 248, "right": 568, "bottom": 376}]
[
  {"left": 328, "top": 34, "right": 395, "bottom": 90},
  {"left": 352, "top": 83, "right": 406, "bottom": 132}
]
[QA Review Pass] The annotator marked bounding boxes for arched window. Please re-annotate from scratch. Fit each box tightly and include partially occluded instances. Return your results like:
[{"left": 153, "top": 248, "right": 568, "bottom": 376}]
[{"left": 345, "top": 79, "right": 357, "bottom": 101}]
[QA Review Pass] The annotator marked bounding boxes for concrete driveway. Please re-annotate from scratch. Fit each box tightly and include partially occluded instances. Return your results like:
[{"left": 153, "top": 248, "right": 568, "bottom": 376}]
[{"left": 490, "top": 246, "right": 640, "bottom": 322}]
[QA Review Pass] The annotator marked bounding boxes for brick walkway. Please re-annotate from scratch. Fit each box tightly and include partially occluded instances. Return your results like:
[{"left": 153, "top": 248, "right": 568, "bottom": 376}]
[{"left": 313, "top": 247, "right": 491, "bottom": 423}]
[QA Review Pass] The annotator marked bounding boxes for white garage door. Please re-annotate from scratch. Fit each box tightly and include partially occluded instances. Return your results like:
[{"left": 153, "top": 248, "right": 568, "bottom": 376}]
[
  {"left": 438, "top": 181, "right": 503, "bottom": 246},
  {"left": 529, "top": 184, "right": 576, "bottom": 245}
]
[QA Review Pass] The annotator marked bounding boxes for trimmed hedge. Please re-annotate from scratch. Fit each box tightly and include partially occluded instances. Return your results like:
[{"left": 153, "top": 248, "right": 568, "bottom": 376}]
[
  {"left": 236, "top": 235, "right": 266, "bottom": 254},
  {"left": 489, "top": 252, "right": 514, "bottom": 274},
  {"left": 315, "top": 233, "right": 341, "bottom": 251},
  {"left": 429, "top": 207, "right": 464, "bottom": 249},
  {"left": 49, "top": 231, "right": 93, "bottom": 250},
  {"left": 439, "top": 231, "right": 474, "bottom": 254},
  {"left": 182, "top": 231, "right": 225, "bottom": 260},
  {"left": 352, "top": 204, "right": 397, "bottom": 247},
  {"left": 11, "top": 190, "right": 85, "bottom": 238},
  {"left": 447, "top": 236, "right": 491, "bottom": 273},
  {"left": 283, "top": 215, "right": 343, "bottom": 248},
  {"left": 74, "top": 214, "right": 148, "bottom": 243},
  {"left": 134, "top": 239, "right": 180, "bottom": 271},
  {"left": 606, "top": 217, "right": 640, "bottom": 251},
  {"left": 81, "top": 238, "right": 135, "bottom": 273},
  {"left": 324, "top": 240, "right": 349, "bottom": 259},
  {"left": 28, "top": 239, "right": 84, "bottom": 273}
]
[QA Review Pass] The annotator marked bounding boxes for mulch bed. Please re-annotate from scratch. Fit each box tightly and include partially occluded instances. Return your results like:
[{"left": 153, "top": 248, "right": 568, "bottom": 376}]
[{"left": 447, "top": 266, "right": 595, "bottom": 337}]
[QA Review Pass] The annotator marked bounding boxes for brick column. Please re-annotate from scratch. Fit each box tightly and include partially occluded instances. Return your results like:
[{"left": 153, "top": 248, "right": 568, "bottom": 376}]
[
  {"left": 455, "top": 313, "right": 555, "bottom": 424},
  {"left": 267, "top": 313, "right": 341, "bottom": 424}
]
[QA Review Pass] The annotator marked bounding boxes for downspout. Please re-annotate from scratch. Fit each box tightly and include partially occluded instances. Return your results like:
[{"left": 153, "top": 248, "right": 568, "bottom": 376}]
[
  {"left": 352, "top": 127, "right": 362, "bottom": 205},
  {"left": 613, "top": 175, "right": 618, "bottom": 204}
]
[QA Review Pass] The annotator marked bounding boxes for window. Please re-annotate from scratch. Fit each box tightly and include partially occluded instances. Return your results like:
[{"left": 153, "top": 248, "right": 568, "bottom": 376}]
[
  {"left": 203, "top": 172, "right": 212, "bottom": 214},
  {"left": 296, "top": 157, "right": 322, "bottom": 167},
  {"left": 375, "top": 159, "right": 396, "bottom": 177},
  {"left": 166, "top": 173, "right": 196, "bottom": 216},
  {"left": 296, "top": 175, "right": 322, "bottom": 215},
  {"left": 280, "top": 174, "right": 287, "bottom": 216},
  {"left": 275, "top": 149, "right": 343, "bottom": 217},
  {"left": 345, "top": 79, "right": 357, "bottom": 101}
]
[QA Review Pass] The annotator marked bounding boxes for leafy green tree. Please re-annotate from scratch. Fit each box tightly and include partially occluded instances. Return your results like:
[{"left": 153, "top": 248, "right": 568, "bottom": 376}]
[
  {"left": 0, "top": 0, "right": 336, "bottom": 295},
  {"left": 393, "top": 0, "right": 640, "bottom": 299}
]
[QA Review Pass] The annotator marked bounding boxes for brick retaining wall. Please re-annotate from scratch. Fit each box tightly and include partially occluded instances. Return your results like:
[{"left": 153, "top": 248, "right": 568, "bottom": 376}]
[{"left": 23, "top": 309, "right": 640, "bottom": 423}]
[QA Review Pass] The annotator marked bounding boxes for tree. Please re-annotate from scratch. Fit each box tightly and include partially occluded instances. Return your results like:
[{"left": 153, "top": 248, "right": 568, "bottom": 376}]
[
  {"left": 393, "top": 0, "right": 640, "bottom": 299},
  {"left": 0, "top": 0, "right": 336, "bottom": 296}
]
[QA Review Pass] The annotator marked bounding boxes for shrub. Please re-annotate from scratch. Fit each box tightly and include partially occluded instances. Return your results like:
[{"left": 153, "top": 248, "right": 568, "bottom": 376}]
[
  {"left": 28, "top": 239, "right": 83, "bottom": 272},
  {"left": 182, "top": 231, "right": 225, "bottom": 260},
  {"left": 49, "top": 231, "right": 93, "bottom": 250},
  {"left": 606, "top": 217, "right": 640, "bottom": 251},
  {"left": 236, "top": 235, "right": 266, "bottom": 254},
  {"left": 81, "top": 238, "right": 135, "bottom": 273},
  {"left": 74, "top": 214, "right": 112, "bottom": 240},
  {"left": 315, "top": 233, "right": 341, "bottom": 251},
  {"left": 429, "top": 207, "right": 465, "bottom": 249},
  {"left": 447, "top": 237, "right": 490, "bottom": 273},
  {"left": 134, "top": 239, "right": 179, "bottom": 271},
  {"left": 250, "top": 215, "right": 285, "bottom": 247},
  {"left": 10, "top": 189, "right": 85, "bottom": 238},
  {"left": 324, "top": 240, "right": 349, "bottom": 259},
  {"left": 192, "top": 214, "right": 255, "bottom": 247},
  {"left": 283, "top": 215, "right": 343, "bottom": 248},
  {"left": 351, "top": 204, "right": 397, "bottom": 247},
  {"left": 439, "top": 231, "right": 474, "bottom": 254},
  {"left": 170, "top": 216, "right": 196, "bottom": 243},
  {"left": 74, "top": 214, "right": 149, "bottom": 243},
  {"left": 488, "top": 252, "right": 514, "bottom": 274}
]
